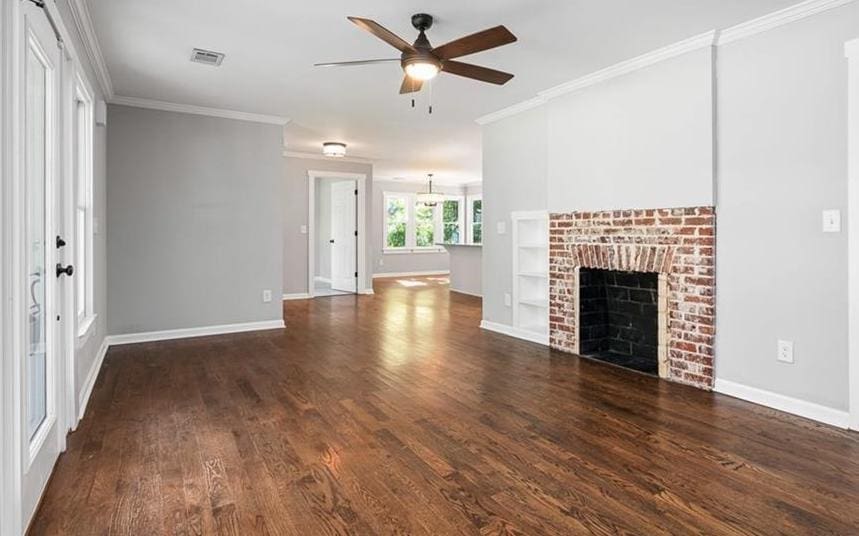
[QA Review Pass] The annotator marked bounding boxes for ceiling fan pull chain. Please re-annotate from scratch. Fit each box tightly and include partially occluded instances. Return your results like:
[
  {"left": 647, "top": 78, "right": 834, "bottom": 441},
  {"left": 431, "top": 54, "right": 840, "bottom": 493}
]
[{"left": 428, "top": 78, "right": 433, "bottom": 114}]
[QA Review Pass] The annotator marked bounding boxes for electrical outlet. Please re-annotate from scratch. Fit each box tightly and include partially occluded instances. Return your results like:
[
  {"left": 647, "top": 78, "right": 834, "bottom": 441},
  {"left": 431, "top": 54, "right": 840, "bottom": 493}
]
[
  {"left": 777, "top": 340, "right": 794, "bottom": 364},
  {"left": 378, "top": 258, "right": 384, "bottom": 266},
  {"left": 262, "top": 289, "right": 272, "bottom": 303},
  {"left": 497, "top": 221, "right": 507, "bottom": 235},
  {"left": 504, "top": 293, "right": 512, "bottom": 307}
]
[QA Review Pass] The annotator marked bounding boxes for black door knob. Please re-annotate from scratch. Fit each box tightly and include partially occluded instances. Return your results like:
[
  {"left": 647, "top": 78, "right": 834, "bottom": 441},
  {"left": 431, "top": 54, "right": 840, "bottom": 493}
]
[
  {"left": 56, "top": 264, "right": 74, "bottom": 278},
  {"left": 329, "top": 239, "right": 335, "bottom": 244},
  {"left": 56, "top": 236, "right": 66, "bottom": 248}
]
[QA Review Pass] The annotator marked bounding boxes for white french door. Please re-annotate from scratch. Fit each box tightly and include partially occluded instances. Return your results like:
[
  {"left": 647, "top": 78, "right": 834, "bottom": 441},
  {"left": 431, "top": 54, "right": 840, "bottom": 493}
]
[
  {"left": 330, "top": 180, "right": 357, "bottom": 292},
  {"left": 19, "top": 0, "right": 66, "bottom": 525}
]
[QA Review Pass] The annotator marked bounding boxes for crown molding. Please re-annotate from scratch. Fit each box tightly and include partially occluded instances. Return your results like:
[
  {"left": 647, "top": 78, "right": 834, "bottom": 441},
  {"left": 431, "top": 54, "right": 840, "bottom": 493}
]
[
  {"left": 68, "top": 0, "right": 114, "bottom": 98},
  {"left": 110, "top": 95, "right": 290, "bottom": 125},
  {"left": 283, "top": 150, "right": 374, "bottom": 164},
  {"left": 717, "top": 0, "right": 856, "bottom": 45},
  {"left": 539, "top": 30, "right": 718, "bottom": 101},
  {"left": 476, "top": 0, "right": 858, "bottom": 126}
]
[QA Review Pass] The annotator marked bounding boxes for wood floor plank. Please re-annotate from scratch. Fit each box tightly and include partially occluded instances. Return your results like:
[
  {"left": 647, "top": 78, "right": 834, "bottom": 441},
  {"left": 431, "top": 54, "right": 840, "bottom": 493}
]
[{"left": 28, "top": 276, "right": 859, "bottom": 535}]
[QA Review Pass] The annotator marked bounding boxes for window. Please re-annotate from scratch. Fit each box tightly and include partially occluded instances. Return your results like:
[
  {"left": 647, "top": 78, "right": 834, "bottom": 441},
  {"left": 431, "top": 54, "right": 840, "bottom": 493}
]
[
  {"left": 385, "top": 194, "right": 408, "bottom": 248},
  {"left": 442, "top": 198, "right": 462, "bottom": 244},
  {"left": 73, "top": 78, "right": 95, "bottom": 337},
  {"left": 383, "top": 192, "right": 447, "bottom": 252},
  {"left": 414, "top": 201, "right": 435, "bottom": 247},
  {"left": 468, "top": 195, "right": 483, "bottom": 244}
]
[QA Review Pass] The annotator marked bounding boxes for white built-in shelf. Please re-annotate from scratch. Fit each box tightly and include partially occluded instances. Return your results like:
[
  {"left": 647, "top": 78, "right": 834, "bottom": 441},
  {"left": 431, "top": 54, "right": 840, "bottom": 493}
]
[{"left": 512, "top": 210, "right": 550, "bottom": 345}]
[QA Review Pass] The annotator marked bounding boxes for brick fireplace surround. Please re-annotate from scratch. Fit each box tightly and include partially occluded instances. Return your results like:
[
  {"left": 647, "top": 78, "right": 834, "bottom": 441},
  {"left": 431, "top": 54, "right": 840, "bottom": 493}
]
[{"left": 549, "top": 207, "right": 716, "bottom": 388}]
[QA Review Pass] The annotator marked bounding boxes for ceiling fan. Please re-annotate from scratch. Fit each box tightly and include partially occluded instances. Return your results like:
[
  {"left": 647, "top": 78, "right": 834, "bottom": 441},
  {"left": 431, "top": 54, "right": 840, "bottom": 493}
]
[{"left": 315, "top": 13, "right": 517, "bottom": 94}]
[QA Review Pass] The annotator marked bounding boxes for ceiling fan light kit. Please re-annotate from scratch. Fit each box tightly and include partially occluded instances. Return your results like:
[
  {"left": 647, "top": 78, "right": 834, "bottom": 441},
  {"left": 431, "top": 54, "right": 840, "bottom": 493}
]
[
  {"left": 315, "top": 13, "right": 518, "bottom": 111},
  {"left": 322, "top": 142, "right": 347, "bottom": 157}
]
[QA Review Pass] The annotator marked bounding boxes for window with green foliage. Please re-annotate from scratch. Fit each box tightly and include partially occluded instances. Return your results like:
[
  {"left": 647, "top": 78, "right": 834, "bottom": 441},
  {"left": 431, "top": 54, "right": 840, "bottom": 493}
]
[
  {"left": 415, "top": 202, "right": 436, "bottom": 247},
  {"left": 442, "top": 199, "right": 461, "bottom": 244},
  {"left": 385, "top": 195, "right": 407, "bottom": 248},
  {"left": 469, "top": 196, "right": 483, "bottom": 244}
]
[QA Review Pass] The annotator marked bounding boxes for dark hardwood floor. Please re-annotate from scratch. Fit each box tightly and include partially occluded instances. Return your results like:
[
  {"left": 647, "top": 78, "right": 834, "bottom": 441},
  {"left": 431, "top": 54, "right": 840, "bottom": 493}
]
[{"left": 30, "top": 276, "right": 859, "bottom": 535}]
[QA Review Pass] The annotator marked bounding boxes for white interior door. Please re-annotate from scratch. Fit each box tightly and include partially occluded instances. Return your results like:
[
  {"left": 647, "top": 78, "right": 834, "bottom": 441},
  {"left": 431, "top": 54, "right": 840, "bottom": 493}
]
[
  {"left": 330, "top": 180, "right": 357, "bottom": 292},
  {"left": 20, "top": 1, "right": 65, "bottom": 525}
]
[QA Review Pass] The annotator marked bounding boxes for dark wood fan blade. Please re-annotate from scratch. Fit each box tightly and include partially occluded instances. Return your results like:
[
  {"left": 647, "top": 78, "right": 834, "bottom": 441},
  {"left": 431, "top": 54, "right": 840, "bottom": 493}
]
[
  {"left": 399, "top": 75, "right": 423, "bottom": 94},
  {"left": 442, "top": 60, "right": 514, "bottom": 85},
  {"left": 348, "top": 17, "right": 416, "bottom": 53},
  {"left": 432, "top": 26, "right": 517, "bottom": 60},
  {"left": 314, "top": 59, "right": 400, "bottom": 67}
]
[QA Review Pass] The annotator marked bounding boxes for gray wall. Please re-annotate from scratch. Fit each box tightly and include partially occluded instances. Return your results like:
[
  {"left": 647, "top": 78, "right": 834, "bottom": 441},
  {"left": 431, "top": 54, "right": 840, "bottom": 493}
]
[
  {"left": 107, "top": 105, "right": 284, "bottom": 334},
  {"left": 481, "top": 3, "right": 859, "bottom": 413},
  {"left": 715, "top": 4, "right": 858, "bottom": 410},
  {"left": 54, "top": 0, "right": 109, "bottom": 414},
  {"left": 547, "top": 47, "right": 714, "bottom": 211},
  {"left": 482, "top": 106, "right": 548, "bottom": 326},
  {"left": 283, "top": 157, "right": 372, "bottom": 294}
]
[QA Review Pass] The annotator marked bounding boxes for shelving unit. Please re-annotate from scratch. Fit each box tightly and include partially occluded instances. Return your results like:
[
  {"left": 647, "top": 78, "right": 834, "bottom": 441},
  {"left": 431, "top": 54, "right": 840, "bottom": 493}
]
[{"left": 511, "top": 211, "right": 549, "bottom": 344}]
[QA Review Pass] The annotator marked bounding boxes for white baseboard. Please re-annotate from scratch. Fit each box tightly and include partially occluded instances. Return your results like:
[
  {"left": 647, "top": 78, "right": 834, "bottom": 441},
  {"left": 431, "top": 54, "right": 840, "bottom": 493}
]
[
  {"left": 76, "top": 337, "right": 110, "bottom": 426},
  {"left": 714, "top": 378, "right": 850, "bottom": 429},
  {"left": 283, "top": 293, "right": 311, "bottom": 300},
  {"left": 108, "top": 319, "right": 285, "bottom": 346},
  {"left": 372, "top": 270, "right": 450, "bottom": 279},
  {"left": 358, "top": 288, "right": 375, "bottom": 295},
  {"left": 480, "top": 320, "right": 549, "bottom": 346},
  {"left": 450, "top": 288, "right": 482, "bottom": 298}
]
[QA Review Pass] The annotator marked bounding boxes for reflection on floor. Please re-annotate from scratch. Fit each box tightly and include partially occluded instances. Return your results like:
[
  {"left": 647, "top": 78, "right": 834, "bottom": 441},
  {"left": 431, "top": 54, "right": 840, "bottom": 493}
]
[{"left": 314, "top": 278, "right": 352, "bottom": 297}]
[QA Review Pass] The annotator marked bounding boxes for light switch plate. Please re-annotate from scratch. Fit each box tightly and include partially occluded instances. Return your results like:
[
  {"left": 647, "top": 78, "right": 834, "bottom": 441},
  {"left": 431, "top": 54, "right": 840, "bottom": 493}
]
[
  {"left": 504, "top": 293, "right": 512, "bottom": 307},
  {"left": 822, "top": 210, "right": 841, "bottom": 233},
  {"left": 262, "top": 290, "right": 272, "bottom": 303},
  {"left": 497, "top": 221, "right": 506, "bottom": 235},
  {"left": 300, "top": 225, "right": 307, "bottom": 234},
  {"left": 777, "top": 340, "right": 794, "bottom": 364}
]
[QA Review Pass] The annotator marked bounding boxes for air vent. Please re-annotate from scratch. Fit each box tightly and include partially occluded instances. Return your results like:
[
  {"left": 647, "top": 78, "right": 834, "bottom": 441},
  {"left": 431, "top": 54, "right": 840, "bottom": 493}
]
[{"left": 190, "top": 48, "right": 225, "bottom": 66}]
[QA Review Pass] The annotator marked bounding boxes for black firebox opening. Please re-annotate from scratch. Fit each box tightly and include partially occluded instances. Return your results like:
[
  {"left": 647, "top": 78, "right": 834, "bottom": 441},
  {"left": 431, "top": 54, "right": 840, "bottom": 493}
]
[{"left": 579, "top": 268, "right": 659, "bottom": 375}]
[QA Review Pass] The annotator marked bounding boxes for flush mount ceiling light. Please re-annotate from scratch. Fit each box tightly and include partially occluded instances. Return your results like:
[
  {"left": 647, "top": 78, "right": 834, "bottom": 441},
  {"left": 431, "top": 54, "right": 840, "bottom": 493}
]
[
  {"left": 322, "top": 142, "right": 347, "bottom": 157},
  {"left": 417, "top": 173, "right": 444, "bottom": 206}
]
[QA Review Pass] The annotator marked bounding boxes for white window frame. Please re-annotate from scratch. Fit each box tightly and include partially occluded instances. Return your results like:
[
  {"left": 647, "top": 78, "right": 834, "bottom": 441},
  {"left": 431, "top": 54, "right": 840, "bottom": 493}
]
[
  {"left": 440, "top": 195, "right": 465, "bottom": 245},
  {"left": 382, "top": 191, "right": 445, "bottom": 254},
  {"left": 467, "top": 194, "right": 483, "bottom": 245},
  {"left": 72, "top": 73, "right": 95, "bottom": 339}
]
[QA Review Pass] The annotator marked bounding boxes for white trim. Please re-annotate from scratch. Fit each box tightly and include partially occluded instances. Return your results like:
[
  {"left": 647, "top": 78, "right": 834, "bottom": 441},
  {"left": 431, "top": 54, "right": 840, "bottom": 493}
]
[
  {"left": 480, "top": 320, "right": 549, "bottom": 346},
  {"left": 284, "top": 150, "right": 374, "bottom": 165},
  {"left": 476, "top": 0, "right": 859, "bottom": 126},
  {"left": 450, "top": 288, "right": 482, "bottom": 298},
  {"left": 107, "top": 320, "right": 285, "bottom": 346},
  {"left": 67, "top": 0, "right": 113, "bottom": 98},
  {"left": 358, "top": 288, "right": 375, "bottom": 295},
  {"left": 540, "top": 30, "right": 718, "bottom": 101},
  {"left": 75, "top": 337, "right": 107, "bottom": 427},
  {"left": 714, "top": 379, "right": 850, "bottom": 429},
  {"left": 372, "top": 270, "right": 449, "bottom": 279},
  {"left": 109, "top": 95, "right": 290, "bottom": 125},
  {"left": 717, "top": 0, "right": 856, "bottom": 45},
  {"left": 314, "top": 276, "right": 332, "bottom": 284},
  {"left": 283, "top": 293, "right": 311, "bottom": 300},
  {"left": 847, "top": 38, "right": 859, "bottom": 431},
  {"left": 382, "top": 247, "right": 446, "bottom": 255},
  {"left": 307, "top": 170, "right": 369, "bottom": 296}
]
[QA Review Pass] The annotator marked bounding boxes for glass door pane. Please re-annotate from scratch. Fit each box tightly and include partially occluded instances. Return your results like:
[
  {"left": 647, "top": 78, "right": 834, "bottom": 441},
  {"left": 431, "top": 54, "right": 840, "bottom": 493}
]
[{"left": 26, "top": 43, "right": 49, "bottom": 440}]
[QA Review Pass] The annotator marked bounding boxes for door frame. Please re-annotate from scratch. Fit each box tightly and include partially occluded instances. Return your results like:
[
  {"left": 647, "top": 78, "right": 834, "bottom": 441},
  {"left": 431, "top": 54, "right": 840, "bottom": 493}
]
[
  {"left": 307, "top": 170, "right": 368, "bottom": 297},
  {"left": 847, "top": 38, "right": 859, "bottom": 431}
]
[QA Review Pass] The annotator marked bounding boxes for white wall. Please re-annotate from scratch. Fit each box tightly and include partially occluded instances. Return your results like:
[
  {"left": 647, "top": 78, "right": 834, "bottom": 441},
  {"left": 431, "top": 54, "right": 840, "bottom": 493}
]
[
  {"left": 107, "top": 105, "right": 284, "bottom": 334},
  {"left": 283, "top": 156, "right": 373, "bottom": 294},
  {"left": 481, "top": 2, "right": 859, "bottom": 416},
  {"left": 547, "top": 47, "right": 714, "bottom": 211}
]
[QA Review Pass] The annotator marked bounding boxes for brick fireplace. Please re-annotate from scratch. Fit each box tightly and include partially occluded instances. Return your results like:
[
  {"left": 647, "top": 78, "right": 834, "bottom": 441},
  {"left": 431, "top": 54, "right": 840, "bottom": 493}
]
[{"left": 549, "top": 207, "right": 715, "bottom": 388}]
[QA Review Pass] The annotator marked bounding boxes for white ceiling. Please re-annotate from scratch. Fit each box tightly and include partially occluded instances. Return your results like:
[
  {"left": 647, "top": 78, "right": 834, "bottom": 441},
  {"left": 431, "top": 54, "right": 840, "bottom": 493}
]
[{"left": 89, "top": 0, "right": 799, "bottom": 185}]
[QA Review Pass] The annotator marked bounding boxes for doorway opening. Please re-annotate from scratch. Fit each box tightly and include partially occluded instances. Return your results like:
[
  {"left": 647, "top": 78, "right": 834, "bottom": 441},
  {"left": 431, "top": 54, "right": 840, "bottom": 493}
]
[{"left": 307, "top": 171, "right": 368, "bottom": 298}]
